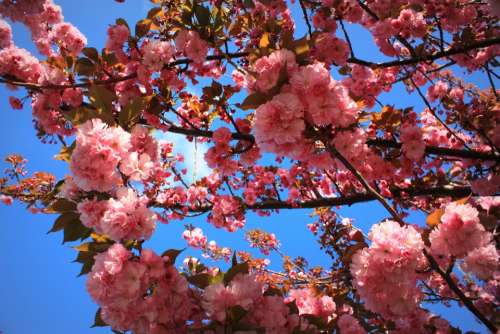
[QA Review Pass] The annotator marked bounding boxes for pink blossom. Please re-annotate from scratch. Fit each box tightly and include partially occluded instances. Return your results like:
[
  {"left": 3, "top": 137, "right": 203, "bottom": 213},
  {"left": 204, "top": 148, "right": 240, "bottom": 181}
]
[
  {"left": 51, "top": 22, "right": 87, "bottom": 56},
  {"left": 313, "top": 33, "right": 350, "bottom": 66},
  {"left": 175, "top": 30, "right": 208, "bottom": 64},
  {"left": 119, "top": 152, "right": 154, "bottom": 181},
  {"left": 77, "top": 198, "right": 110, "bottom": 234},
  {"left": 245, "top": 295, "right": 289, "bottom": 332},
  {"left": 182, "top": 227, "right": 207, "bottom": 248},
  {"left": 337, "top": 314, "right": 366, "bottom": 334},
  {"left": 461, "top": 244, "right": 499, "bottom": 280},
  {"left": 391, "top": 9, "right": 427, "bottom": 39},
  {"left": 0, "top": 46, "right": 42, "bottom": 83},
  {"left": 208, "top": 195, "right": 245, "bottom": 231},
  {"left": 61, "top": 88, "right": 83, "bottom": 107},
  {"left": 8, "top": 96, "right": 22, "bottom": 110},
  {"left": 0, "top": 19, "right": 13, "bottom": 48},
  {"left": 249, "top": 49, "right": 297, "bottom": 92},
  {"left": 400, "top": 124, "right": 425, "bottom": 161},
  {"left": 287, "top": 288, "right": 336, "bottom": 321},
  {"left": 101, "top": 187, "right": 156, "bottom": 241},
  {"left": 202, "top": 282, "right": 236, "bottom": 322},
  {"left": 471, "top": 174, "right": 500, "bottom": 196},
  {"left": 350, "top": 220, "right": 425, "bottom": 319},
  {"left": 253, "top": 92, "right": 305, "bottom": 156},
  {"left": 0, "top": 194, "right": 13, "bottom": 205},
  {"left": 142, "top": 40, "right": 174, "bottom": 71},
  {"left": 70, "top": 119, "right": 131, "bottom": 192},
  {"left": 105, "top": 24, "right": 129, "bottom": 52},
  {"left": 429, "top": 203, "right": 491, "bottom": 258},
  {"left": 427, "top": 81, "right": 449, "bottom": 102}
]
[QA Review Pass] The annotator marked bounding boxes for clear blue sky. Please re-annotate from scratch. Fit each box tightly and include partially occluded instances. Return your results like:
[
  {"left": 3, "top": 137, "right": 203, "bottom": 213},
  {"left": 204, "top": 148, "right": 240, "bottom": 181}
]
[{"left": 0, "top": 1, "right": 491, "bottom": 333}]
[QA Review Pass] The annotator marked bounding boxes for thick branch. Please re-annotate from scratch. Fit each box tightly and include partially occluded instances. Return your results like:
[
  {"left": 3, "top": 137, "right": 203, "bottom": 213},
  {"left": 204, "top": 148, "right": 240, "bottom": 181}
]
[
  {"left": 366, "top": 138, "right": 499, "bottom": 161},
  {"left": 424, "top": 249, "right": 498, "bottom": 332},
  {"left": 157, "top": 185, "right": 472, "bottom": 212},
  {"left": 2, "top": 38, "right": 498, "bottom": 90},
  {"left": 165, "top": 125, "right": 500, "bottom": 162}
]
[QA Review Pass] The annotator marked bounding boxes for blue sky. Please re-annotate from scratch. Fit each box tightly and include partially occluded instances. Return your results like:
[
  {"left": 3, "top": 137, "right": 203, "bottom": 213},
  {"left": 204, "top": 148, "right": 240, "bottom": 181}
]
[{"left": 0, "top": 1, "right": 492, "bottom": 333}]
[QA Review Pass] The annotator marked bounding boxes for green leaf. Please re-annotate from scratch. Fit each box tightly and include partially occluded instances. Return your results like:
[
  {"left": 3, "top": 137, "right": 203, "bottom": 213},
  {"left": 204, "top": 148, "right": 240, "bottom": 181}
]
[
  {"left": 135, "top": 19, "right": 151, "bottom": 38},
  {"left": 118, "top": 96, "right": 144, "bottom": 128},
  {"left": 75, "top": 57, "right": 96, "bottom": 76},
  {"left": 187, "top": 273, "right": 211, "bottom": 289},
  {"left": 147, "top": 7, "right": 162, "bottom": 19},
  {"left": 48, "top": 212, "right": 75, "bottom": 233},
  {"left": 54, "top": 141, "right": 76, "bottom": 162},
  {"left": 264, "top": 287, "right": 283, "bottom": 296},
  {"left": 62, "top": 214, "right": 91, "bottom": 243},
  {"left": 82, "top": 47, "right": 99, "bottom": 62},
  {"left": 194, "top": 5, "right": 211, "bottom": 26},
  {"left": 161, "top": 248, "right": 184, "bottom": 264},
  {"left": 227, "top": 305, "right": 248, "bottom": 323},
  {"left": 102, "top": 51, "right": 119, "bottom": 67},
  {"left": 49, "top": 198, "right": 77, "bottom": 213},
  {"left": 239, "top": 92, "right": 268, "bottom": 110},
  {"left": 87, "top": 86, "right": 116, "bottom": 125},
  {"left": 224, "top": 262, "right": 249, "bottom": 285},
  {"left": 211, "top": 80, "right": 223, "bottom": 96},
  {"left": 115, "top": 18, "right": 130, "bottom": 31},
  {"left": 91, "top": 308, "right": 107, "bottom": 328}
]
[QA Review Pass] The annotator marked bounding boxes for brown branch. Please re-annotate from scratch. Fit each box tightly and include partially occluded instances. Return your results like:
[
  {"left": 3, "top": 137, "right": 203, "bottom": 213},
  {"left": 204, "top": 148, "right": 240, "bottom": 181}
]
[
  {"left": 160, "top": 185, "right": 472, "bottom": 213},
  {"left": 163, "top": 124, "right": 500, "bottom": 161},
  {"left": 347, "top": 37, "right": 500, "bottom": 69},
  {"left": 2, "top": 37, "right": 498, "bottom": 91},
  {"left": 423, "top": 249, "right": 498, "bottom": 332},
  {"left": 298, "top": 0, "right": 313, "bottom": 38},
  {"left": 366, "top": 138, "right": 500, "bottom": 161}
]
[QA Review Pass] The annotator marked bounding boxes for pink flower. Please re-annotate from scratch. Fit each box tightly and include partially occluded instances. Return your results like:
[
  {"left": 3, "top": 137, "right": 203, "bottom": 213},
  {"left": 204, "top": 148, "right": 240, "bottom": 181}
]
[
  {"left": 254, "top": 92, "right": 305, "bottom": 156},
  {"left": 313, "top": 33, "right": 350, "bottom": 66},
  {"left": 208, "top": 195, "right": 245, "bottom": 231},
  {"left": 182, "top": 227, "right": 207, "bottom": 248},
  {"left": 61, "top": 88, "right": 83, "bottom": 107},
  {"left": 119, "top": 152, "right": 154, "bottom": 181},
  {"left": 175, "top": 30, "right": 208, "bottom": 64},
  {"left": 202, "top": 273, "right": 263, "bottom": 322},
  {"left": 142, "top": 40, "right": 174, "bottom": 71},
  {"left": 202, "top": 282, "right": 236, "bottom": 322},
  {"left": 8, "top": 96, "right": 23, "bottom": 110},
  {"left": 338, "top": 314, "right": 366, "bottom": 334},
  {"left": 105, "top": 24, "right": 129, "bottom": 51},
  {"left": 249, "top": 49, "right": 297, "bottom": 92},
  {"left": 427, "top": 81, "right": 449, "bottom": 102},
  {"left": 391, "top": 9, "right": 427, "bottom": 39},
  {"left": 0, "top": 19, "right": 13, "bottom": 48},
  {"left": 287, "top": 288, "right": 336, "bottom": 321},
  {"left": 350, "top": 220, "right": 425, "bottom": 319},
  {"left": 0, "top": 46, "right": 42, "bottom": 83},
  {"left": 400, "top": 124, "right": 425, "bottom": 161},
  {"left": 0, "top": 194, "right": 13, "bottom": 205},
  {"left": 461, "top": 243, "right": 499, "bottom": 280},
  {"left": 51, "top": 22, "right": 87, "bottom": 56},
  {"left": 429, "top": 203, "right": 491, "bottom": 258},
  {"left": 70, "top": 119, "right": 131, "bottom": 192},
  {"left": 101, "top": 187, "right": 156, "bottom": 241},
  {"left": 246, "top": 295, "right": 289, "bottom": 331},
  {"left": 77, "top": 198, "right": 110, "bottom": 234}
]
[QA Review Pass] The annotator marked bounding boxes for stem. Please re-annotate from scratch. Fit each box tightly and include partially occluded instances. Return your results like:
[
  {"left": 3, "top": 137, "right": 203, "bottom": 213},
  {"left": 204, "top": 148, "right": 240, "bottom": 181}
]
[{"left": 423, "top": 249, "right": 498, "bottom": 332}]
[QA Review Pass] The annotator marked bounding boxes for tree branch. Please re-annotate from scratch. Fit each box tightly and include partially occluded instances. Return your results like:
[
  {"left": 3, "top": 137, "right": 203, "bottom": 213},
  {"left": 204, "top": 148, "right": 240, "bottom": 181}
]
[
  {"left": 157, "top": 185, "right": 472, "bottom": 212},
  {"left": 423, "top": 249, "right": 498, "bottom": 332}
]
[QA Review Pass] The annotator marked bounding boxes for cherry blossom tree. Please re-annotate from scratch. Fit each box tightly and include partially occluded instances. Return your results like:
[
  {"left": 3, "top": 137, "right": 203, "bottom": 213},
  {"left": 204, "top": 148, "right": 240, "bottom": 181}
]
[{"left": 0, "top": 0, "right": 499, "bottom": 333}]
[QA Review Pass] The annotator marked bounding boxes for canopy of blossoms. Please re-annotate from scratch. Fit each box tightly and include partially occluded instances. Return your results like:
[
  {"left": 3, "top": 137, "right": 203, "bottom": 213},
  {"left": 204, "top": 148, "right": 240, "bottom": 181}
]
[{"left": 0, "top": 0, "right": 499, "bottom": 333}]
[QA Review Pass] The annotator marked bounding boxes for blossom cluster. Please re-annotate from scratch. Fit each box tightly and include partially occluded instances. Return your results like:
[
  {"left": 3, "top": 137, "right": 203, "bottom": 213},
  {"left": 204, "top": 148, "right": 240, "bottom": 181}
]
[
  {"left": 250, "top": 50, "right": 359, "bottom": 165},
  {"left": 350, "top": 220, "right": 425, "bottom": 319}
]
